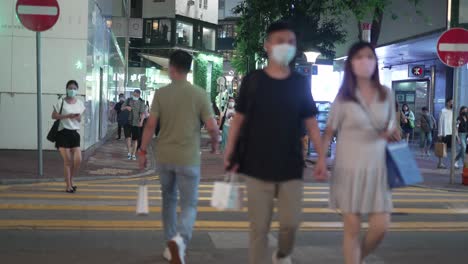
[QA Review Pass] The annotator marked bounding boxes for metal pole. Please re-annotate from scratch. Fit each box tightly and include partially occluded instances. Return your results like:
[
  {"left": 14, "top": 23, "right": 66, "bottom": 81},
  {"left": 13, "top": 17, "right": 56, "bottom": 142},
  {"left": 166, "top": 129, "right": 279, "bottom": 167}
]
[
  {"left": 124, "top": 0, "right": 130, "bottom": 90},
  {"left": 447, "top": 0, "right": 456, "bottom": 184},
  {"left": 450, "top": 68, "right": 460, "bottom": 184},
  {"left": 36, "top": 32, "right": 43, "bottom": 177},
  {"left": 429, "top": 65, "right": 436, "bottom": 115}
]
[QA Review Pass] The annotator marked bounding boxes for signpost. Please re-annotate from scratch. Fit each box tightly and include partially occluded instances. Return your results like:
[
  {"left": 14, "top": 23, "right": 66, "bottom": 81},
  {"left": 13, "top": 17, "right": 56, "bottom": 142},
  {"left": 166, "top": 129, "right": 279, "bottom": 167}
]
[
  {"left": 436, "top": 28, "right": 468, "bottom": 68},
  {"left": 436, "top": 27, "right": 468, "bottom": 184},
  {"left": 16, "top": 0, "right": 60, "bottom": 177}
]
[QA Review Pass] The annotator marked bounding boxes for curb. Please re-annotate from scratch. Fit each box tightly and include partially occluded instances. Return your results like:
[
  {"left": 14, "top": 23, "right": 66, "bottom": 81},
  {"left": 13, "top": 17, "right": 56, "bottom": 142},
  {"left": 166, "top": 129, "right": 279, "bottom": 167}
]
[
  {"left": 0, "top": 169, "right": 157, "bottom": 185},
  {"left": 412, "top": 184, "right": 468, "bottom": 193}
]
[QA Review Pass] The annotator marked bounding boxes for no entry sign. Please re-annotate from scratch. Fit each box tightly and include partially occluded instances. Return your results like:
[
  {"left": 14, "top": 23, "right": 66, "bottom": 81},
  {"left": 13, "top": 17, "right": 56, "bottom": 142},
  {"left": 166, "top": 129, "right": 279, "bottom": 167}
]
[
  {"left": 437, "top": 28, "right": 468, "bottom": 68},
  {"left": 16, "top": 0, "right": 60, "bottom": 32}
]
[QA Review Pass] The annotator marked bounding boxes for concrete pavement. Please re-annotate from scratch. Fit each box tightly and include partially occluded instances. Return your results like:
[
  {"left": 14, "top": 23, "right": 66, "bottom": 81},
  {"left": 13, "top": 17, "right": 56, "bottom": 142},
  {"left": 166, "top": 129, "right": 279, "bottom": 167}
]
[{"left": 1, "top": 176, "right": 468, "bottom": 263}]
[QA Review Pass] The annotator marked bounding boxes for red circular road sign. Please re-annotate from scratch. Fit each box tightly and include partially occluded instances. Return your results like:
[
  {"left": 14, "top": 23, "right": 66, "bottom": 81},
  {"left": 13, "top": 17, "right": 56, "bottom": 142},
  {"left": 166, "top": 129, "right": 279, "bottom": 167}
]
[
  {"left": 437, "top": 28, "right": 468, "bottom": 68},
  {"left": 16, "top": 0, "right": 60, "bottom": 32}
]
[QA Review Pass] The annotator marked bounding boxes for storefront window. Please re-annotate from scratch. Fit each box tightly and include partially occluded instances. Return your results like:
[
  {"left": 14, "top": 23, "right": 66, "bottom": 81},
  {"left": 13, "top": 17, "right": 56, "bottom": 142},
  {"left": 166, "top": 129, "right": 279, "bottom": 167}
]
[
  {"left": 218, "top": 24, "right": 235, "bottom": 38},
  {"left": 144, "top": 19, "right": 171, "bottom": 45},
  {"left": 203, "top": 27, "right": 216, "bottom": 50},
  {"left": 177, "top": 21, "right": 193, "bottom": 47}
]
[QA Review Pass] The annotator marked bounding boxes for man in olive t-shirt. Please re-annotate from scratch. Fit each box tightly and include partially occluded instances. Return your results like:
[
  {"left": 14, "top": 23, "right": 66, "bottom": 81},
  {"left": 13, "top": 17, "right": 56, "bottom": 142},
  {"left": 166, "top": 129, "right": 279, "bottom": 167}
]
[{"left": 139, "top": 50, "right": 219, "bottom": 264}]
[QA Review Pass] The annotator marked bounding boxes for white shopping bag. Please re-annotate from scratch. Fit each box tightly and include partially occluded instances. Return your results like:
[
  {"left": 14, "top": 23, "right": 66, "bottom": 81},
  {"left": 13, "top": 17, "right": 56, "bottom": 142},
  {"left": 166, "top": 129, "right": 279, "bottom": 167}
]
[
  {"left": 210, "top": 174, "right": 244, "bottom": 211},
  {"left": 136, "top": 184, "right": 149, "bottom": 215}
]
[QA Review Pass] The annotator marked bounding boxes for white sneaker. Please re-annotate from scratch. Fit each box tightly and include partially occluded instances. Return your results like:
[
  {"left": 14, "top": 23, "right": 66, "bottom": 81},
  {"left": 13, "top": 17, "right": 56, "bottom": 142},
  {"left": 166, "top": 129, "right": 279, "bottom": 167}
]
[
  {"left": 455, "top": 161, "right": 460, "bottom": 169},
  {"left": 163, "top": 247, "right": 171, "bottom": 261},
  {"left": 132, "top": 155, "right": 137, "bottom": 161},
  {"left": 127, "top": 153, "right": 132, "bottom": 160},
  {"left": 167, "top": 234, "right": 186, "bottom": 264},
  {"left": 272, "top": 251, "right": 292, "bottom": 264}
]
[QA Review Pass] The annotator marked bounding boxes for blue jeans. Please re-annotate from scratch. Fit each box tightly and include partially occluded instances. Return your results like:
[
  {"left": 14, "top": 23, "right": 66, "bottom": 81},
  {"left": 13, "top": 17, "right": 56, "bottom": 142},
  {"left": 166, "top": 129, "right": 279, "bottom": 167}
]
[
  {"left": 456, "top": 132, "right": 467, "bottom": 164},
  {"left": 158, "top": 163, "right": 200, "bottom": 245},
  {"left": 420, "top": 131, "right": 433, "bottom": 149}
]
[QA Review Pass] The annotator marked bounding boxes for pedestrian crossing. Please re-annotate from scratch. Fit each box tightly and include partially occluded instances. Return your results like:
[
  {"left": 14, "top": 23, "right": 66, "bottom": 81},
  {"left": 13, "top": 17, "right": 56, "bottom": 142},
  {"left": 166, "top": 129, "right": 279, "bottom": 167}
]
[{"left": 1, "top": 176, "right": 468, "bottom": 232}]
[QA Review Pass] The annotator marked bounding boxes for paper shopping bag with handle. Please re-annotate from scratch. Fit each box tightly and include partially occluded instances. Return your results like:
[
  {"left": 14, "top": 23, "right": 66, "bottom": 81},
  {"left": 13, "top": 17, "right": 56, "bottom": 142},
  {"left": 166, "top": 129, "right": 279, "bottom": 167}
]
[
  {"left": 435, "top": 142, "right": 447, "bottom": 158},
  {"left": 211, "top": 174, "right": 244, "bottom": 211},
  {"left": 136, "top": 183, "right": 149, "bottom": 215}
]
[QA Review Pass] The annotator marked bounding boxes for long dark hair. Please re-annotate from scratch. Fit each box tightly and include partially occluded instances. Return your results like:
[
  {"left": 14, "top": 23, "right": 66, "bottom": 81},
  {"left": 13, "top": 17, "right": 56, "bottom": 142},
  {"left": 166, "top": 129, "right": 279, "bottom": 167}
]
[
  {"left": 459, "top": 106, "right": 467, "bottom": 116},
  {"left": 337, "top": 42, "right": 386, "bottom": 102},
  {"left": 402, "top": 103, "right": 410, "bottom": 112}
]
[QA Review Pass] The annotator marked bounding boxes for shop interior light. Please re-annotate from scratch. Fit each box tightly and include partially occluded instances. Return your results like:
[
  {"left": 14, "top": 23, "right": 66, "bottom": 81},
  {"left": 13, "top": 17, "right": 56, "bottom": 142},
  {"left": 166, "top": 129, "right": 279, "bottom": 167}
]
[{"left": 304, "top": 51, "right": 321, "bottom": 64}]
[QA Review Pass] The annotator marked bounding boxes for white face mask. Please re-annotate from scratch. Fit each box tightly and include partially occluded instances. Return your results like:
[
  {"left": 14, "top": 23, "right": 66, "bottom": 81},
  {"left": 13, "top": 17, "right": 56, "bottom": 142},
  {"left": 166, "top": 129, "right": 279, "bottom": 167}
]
[
  {"left": 228, "top": 102, "right": 235, "bottom": 108},
  {"left": 352, "top": 57, "right": 376, "bottom": 79},
  {"left": 271, "top": 44, "right": 296, "bottom": 66}
]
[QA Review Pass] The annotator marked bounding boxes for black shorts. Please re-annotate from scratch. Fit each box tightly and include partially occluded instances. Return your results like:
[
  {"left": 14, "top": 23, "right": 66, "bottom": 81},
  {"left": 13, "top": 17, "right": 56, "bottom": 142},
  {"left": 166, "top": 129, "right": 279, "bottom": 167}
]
[
  {"left": 443, "top": 135, "right": 453, "bottom": 149},
  {"left": 124, "top": 125, "right": 141, "bottom": 141},
  {"left": 55, "top": 129, "right": 80, "bottom": 149}
]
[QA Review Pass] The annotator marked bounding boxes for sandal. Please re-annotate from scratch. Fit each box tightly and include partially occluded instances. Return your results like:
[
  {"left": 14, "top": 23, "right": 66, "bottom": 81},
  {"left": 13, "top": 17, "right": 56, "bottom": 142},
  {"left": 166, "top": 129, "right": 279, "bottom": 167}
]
[
  {"left": 72, "top": 185, "right": 77, "bottom": 191},
  {"left": 66, "top": 189, "right": 75, "bottom": 193}
]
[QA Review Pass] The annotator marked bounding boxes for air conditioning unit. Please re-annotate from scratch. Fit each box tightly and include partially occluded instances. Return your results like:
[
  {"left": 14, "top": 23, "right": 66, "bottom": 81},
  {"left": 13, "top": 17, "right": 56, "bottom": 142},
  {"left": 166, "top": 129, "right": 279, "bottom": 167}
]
[{"left": 187, "top": 0, "right": 195, "bottom": 6}]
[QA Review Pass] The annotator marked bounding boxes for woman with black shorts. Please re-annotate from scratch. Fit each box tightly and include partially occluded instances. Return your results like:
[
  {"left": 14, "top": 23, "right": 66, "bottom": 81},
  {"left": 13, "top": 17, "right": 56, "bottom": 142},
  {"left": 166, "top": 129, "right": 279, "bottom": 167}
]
[{"left": 51, "top": 80, "right": 86, "bottom": 193}]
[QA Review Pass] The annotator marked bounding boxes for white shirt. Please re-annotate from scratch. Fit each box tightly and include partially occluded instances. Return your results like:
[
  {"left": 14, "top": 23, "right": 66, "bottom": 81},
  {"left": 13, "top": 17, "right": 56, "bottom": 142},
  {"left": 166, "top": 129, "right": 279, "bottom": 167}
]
[
  {"left": 224, "top": 108, "right": 236, "bottom": 127},
  {"left": 438, "top": 107, "right": 453, "bottom": 137},
  {"left": 54, "top": 98, "right": 85, "bottom": 131}
]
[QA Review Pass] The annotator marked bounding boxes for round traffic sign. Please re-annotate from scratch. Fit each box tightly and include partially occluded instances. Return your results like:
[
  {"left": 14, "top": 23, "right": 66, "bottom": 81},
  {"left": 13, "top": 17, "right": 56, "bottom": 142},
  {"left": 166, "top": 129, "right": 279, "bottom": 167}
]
[
  {"left": 16, "top": 0, "right": 60, "bottom": 32},
  {"left": 437, "top": 28, "right": 468, "bottom": 68}
]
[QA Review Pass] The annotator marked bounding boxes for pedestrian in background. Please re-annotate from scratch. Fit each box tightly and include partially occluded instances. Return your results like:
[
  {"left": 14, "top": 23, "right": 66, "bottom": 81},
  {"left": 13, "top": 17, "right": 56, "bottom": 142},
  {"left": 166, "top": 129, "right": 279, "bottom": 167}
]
[
  {"left": 224, "top": 21, "right": 327, "bottom": 264},
  {"left": 438, "top": 98, "right": 454, "bottom": 169},
  {"left": 123, "top": 89, "right": 145, "bottom": 161},
  {"left": 455, "top": 106, "right": 468, "bottom": 168},
  {"left": 322, "top": 42, "right": 400, "bottom": 264},
  {"left": 137, "top": 101, "right": 151, "bottom": 150},
  {"left": 418, "top": 107, "right": 436, "bottom": 156},
  {"left": 51, "top": 80, "right": 86, "bottom": 193},
  {"left": 219, "top": 97, "right": 236, "bottom": 152},
  {"left": 139, "top": 50, "right": 219, "bottom": 264},
  {"left": 114, "top": 93, "right": 125, "bottom": 140},
  {"left": 400, "top": 103, "right": 415, "bottom": 143}
]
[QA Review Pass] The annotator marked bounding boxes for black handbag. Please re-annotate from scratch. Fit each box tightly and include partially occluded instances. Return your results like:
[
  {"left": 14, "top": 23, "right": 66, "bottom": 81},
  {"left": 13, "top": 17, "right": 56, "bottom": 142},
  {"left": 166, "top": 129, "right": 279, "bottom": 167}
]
[{"left": 47, "top": 99, "right": 64, "bottom": 143}]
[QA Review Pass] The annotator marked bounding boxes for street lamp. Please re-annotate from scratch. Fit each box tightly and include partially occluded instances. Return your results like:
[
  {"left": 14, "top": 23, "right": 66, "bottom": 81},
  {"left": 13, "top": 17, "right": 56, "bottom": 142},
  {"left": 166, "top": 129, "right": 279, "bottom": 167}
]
[{"left": 304, "top": 51, "right": 321, "bottom": 64}]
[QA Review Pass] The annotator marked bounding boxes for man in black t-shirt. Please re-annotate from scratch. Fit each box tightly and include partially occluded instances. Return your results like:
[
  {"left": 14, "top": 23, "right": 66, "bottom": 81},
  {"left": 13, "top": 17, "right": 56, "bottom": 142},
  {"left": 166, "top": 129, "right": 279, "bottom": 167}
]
[{"left": 224, "top": 21, "right": 327, "bottom": 264}]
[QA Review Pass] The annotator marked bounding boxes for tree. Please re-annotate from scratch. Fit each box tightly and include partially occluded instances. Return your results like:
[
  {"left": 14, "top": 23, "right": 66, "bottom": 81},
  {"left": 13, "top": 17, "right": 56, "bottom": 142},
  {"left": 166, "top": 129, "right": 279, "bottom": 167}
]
[
  {"left": 232, "top": 0, "right": 346, "bottom": 74},
  {"left": 330, "top": 0, "right": 425, "bottom": 47}
]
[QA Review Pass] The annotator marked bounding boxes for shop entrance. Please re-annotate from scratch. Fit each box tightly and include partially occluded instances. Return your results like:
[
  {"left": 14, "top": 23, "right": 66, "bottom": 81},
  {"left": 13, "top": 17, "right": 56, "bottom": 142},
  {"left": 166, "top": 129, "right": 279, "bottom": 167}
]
[{"left": 392, "top": 79, "right": 431, "bottom": 140}]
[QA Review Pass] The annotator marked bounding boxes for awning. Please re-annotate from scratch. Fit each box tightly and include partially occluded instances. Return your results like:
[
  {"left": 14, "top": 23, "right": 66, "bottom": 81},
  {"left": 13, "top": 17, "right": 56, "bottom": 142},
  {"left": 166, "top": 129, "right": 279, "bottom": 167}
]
[{"left": 139, "top": 53, "right": 170, "bottom": 69}]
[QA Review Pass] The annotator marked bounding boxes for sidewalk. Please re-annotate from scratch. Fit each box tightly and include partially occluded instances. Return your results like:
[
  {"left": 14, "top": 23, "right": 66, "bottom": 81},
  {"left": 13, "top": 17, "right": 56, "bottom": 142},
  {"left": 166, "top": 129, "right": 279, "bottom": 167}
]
[
  {"left": 0, "top": 136, "right": 156, "bottom": 184},
  {"left": 1, "top": 130, "right": 468, "bottom": 191}
]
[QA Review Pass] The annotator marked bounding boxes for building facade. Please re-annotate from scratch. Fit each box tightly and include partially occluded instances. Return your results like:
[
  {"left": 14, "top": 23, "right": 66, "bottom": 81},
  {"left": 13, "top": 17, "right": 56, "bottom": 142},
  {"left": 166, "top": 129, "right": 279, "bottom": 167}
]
[
  {"left": 334, "top": 0, "right": 468, "bottom": 133},
  {"left": 126, "top": 0, "right": 223, "bottom": 104},
  {"left": 0, "top": 0, "right": 125, "bottom": 150}
]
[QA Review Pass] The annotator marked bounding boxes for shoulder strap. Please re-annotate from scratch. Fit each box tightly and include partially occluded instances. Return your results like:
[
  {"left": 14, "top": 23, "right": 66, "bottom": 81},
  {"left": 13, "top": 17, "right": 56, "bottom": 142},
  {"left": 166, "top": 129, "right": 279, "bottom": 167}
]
[
  {"left": 356, "top": 96, "right": 392, "bottom": 133},
  {"left": 59, "top": 98, "right": 64, "bottom": 114}
]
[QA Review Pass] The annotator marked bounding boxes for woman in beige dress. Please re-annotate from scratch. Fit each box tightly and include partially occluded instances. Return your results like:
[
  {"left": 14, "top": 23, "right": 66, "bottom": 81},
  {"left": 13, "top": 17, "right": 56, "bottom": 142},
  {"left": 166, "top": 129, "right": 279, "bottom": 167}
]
[{"left": 322, "top": 42, "right": 400, "bottom": 264}]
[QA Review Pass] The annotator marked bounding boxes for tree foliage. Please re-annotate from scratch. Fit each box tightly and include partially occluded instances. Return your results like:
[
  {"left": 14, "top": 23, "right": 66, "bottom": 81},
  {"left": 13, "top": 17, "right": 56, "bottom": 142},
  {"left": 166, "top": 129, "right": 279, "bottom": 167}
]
[
  {"left": 232, "top": 0, "right": 347, "bottom": 74},
  {"left": 329, "top": 0, "right": 425, "bottom": 46}
]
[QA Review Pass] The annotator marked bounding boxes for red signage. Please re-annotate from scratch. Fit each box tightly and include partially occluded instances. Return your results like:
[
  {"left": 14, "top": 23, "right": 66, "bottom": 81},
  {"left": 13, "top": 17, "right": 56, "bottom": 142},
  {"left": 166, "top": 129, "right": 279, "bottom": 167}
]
[
  {"left": 437, "top": 28, "right": 468, "bottom": 68},
  {"left": 411, "top": 66, "right": 424, "bottom": 77},
  {"left": 16, "top": 0, "right": 60, "bottom": 32}
]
